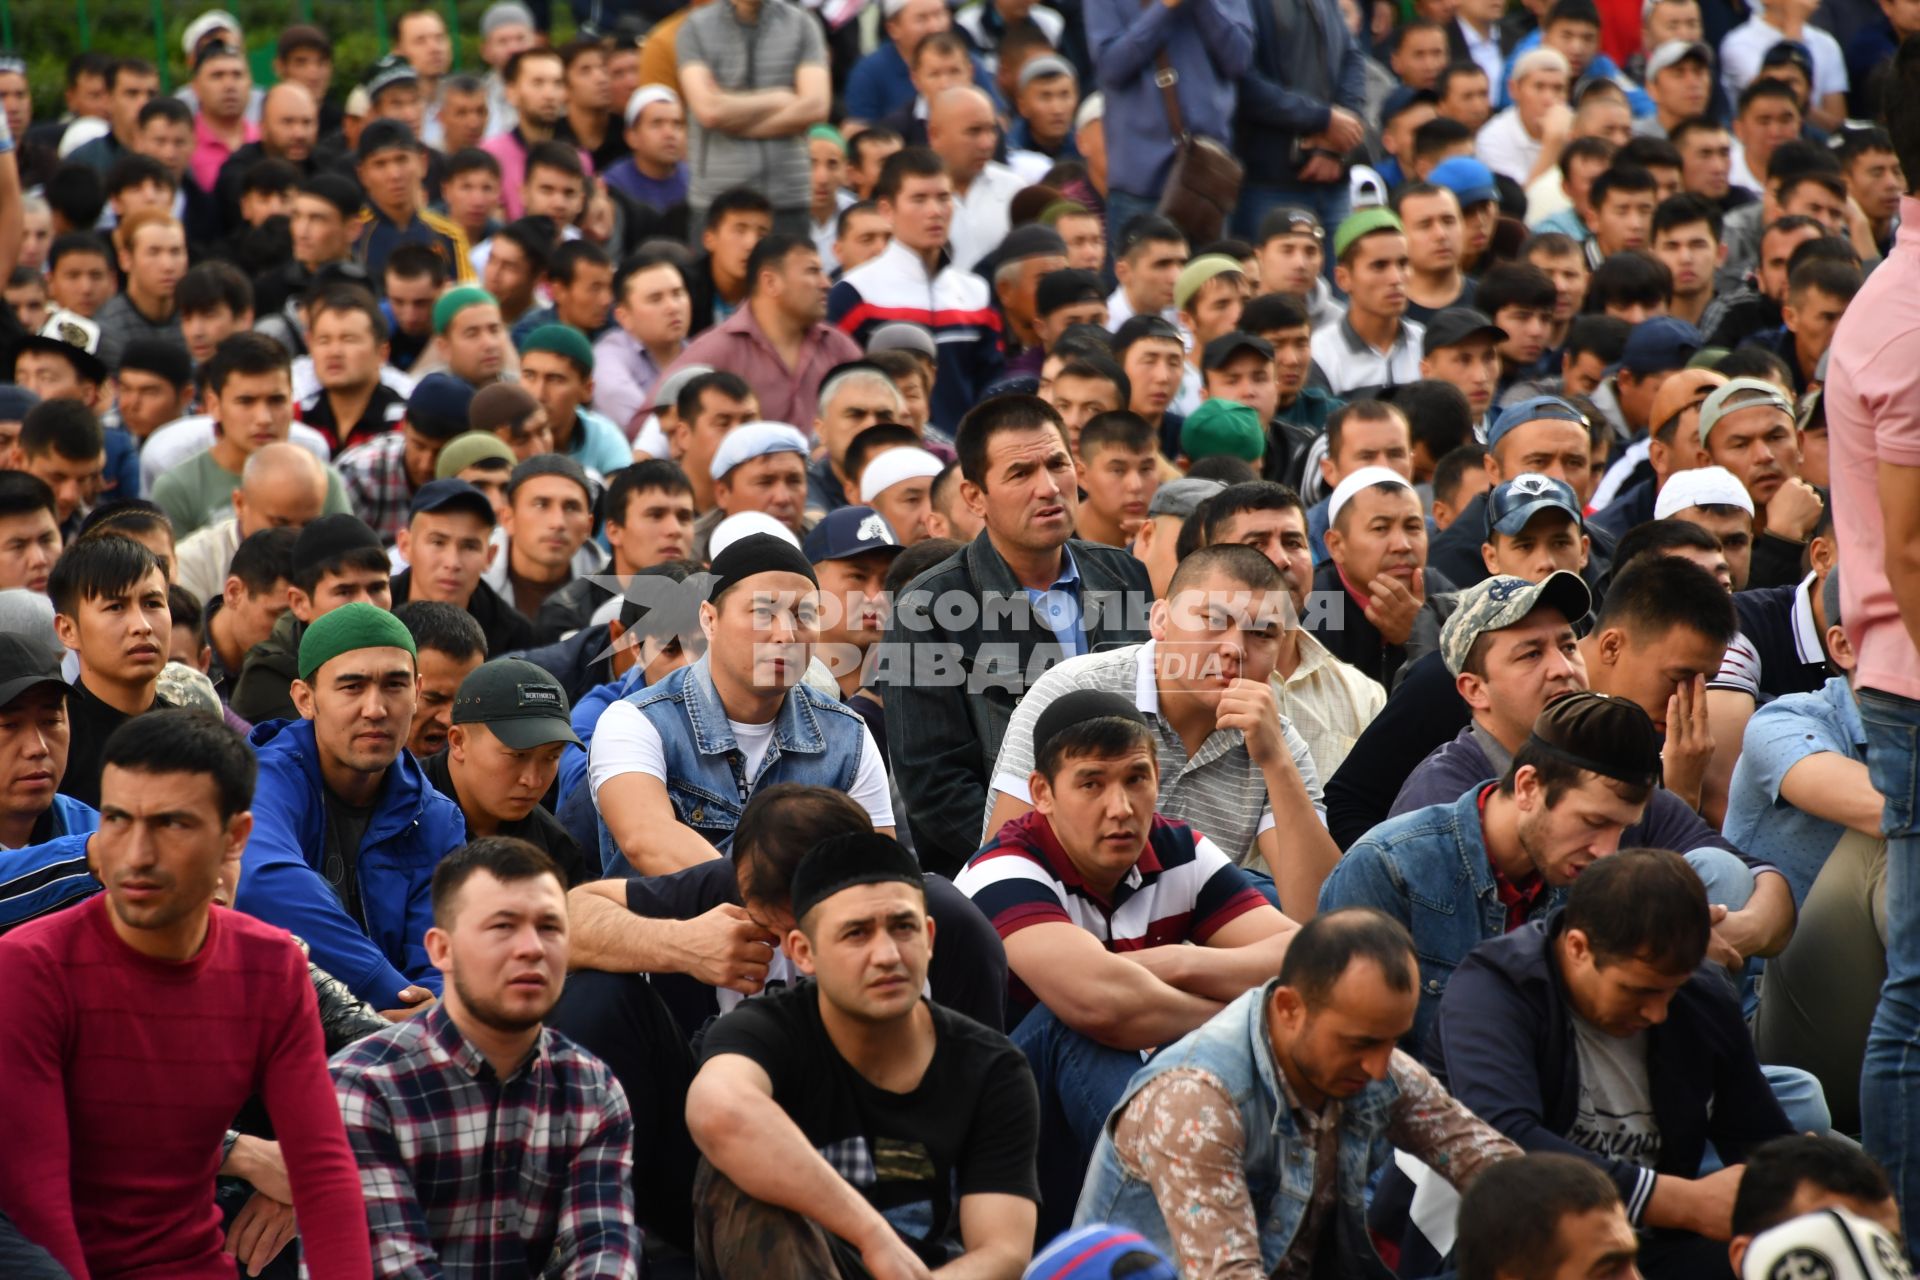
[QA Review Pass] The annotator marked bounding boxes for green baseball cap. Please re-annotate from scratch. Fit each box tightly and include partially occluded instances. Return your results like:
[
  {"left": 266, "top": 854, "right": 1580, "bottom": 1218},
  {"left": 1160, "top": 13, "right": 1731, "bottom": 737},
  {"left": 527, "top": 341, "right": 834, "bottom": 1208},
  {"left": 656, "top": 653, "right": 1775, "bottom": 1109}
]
[
  {"left": 1180, "top": 398, "right": 1265, "bottom": 464},
  {"left": 1333, "top": 207, "right": 1405, "bottom": 260},
  {"left": 451, "top": 658, "right": 584, "bottom": 749},
  {"left": 1438, "top": 571, "right": 1592, "bottom": 676}
]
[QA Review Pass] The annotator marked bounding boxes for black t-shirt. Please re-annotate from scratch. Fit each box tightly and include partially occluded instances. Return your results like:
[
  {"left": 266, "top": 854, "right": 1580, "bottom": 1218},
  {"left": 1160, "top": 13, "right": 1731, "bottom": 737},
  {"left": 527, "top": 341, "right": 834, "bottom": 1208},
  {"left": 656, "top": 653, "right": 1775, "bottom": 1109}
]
[
  {"left": 59, "top": 682, "right": 178, "bottom": 810},
  {"left": 699, "top": 981, "right": 1040, "bottom": 1266}
]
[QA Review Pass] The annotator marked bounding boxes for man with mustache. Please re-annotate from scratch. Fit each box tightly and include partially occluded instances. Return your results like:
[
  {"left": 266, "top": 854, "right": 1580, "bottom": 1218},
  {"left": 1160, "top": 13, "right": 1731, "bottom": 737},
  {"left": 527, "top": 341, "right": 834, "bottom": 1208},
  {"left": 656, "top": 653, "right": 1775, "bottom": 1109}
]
[
  {"left": 331, "top": 837, "right": 639, "bottom": 1275},
  {"left": 1307, "top": 467, "right": 1447, "bottom": 687},
  {"left": 237, "top": 602, "right": 467, "bottom": 1011}
]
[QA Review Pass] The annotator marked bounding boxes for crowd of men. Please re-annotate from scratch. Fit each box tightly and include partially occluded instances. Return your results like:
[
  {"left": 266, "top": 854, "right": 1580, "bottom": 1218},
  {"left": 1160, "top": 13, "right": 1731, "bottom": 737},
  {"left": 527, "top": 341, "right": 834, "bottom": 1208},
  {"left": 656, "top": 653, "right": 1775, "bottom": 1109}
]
[{"left": 3, "top": 0, "right": 1920, "bottom": 1276}]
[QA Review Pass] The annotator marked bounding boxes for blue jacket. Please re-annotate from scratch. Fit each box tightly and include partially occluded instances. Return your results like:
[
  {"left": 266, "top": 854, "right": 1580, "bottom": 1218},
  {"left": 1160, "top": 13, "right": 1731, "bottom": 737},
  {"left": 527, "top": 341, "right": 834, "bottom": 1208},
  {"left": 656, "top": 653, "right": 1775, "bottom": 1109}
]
[
  {"left": 1235, "top": 0, "right": 1369, "bottom": 186},
  {"left": 557, "top": 664, "right": 644, "bottom": 810},
  {"left": 237, "top": 718, "right": 466, "bottom": 1007},
  {"left": 0, "top": 796, "right": 104, "bottom": 929},
  {"left": 1431, "top": 913, "right": 1790, "bottom": 1223},
  {"left": 1084, "top": 0, "right": 1254, "bottom": 198},
  {"left": 843, "top": 41, "right": 999, "bottom": 122}
]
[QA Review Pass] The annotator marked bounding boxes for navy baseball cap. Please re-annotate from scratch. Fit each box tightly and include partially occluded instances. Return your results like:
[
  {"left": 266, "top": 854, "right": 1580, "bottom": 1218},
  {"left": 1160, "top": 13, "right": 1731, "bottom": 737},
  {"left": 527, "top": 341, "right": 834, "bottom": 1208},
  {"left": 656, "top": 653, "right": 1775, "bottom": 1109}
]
[
  {"left": 1486, "top": 472, "right": 1583, "bottom": 536},
  {"left": 1487, "top": 396, "right": 1588, "bottom": 451},
  {"left": 1381, "top": 84, "right": 1438, "bottom": 126},
  {"left": 1615, "top": 316, "right": 1704, "bottom": 377},
  {"left": 408, "top": 478, "right": 497, "bottom": 525},
  {"left": 803, "top": 505, "right": 906, "bottom": 564}
]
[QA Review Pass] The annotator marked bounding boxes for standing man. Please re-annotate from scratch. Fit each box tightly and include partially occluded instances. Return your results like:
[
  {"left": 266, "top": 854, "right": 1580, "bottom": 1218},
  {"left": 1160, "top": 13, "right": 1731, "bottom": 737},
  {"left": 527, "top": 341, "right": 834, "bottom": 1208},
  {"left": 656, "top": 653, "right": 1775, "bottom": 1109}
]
[
  {"left": 930, "top": 87, "right": 1026, "bottom": 272},
  {"left": 1234, "top": 0, "right": 1369, "bottom": 235},
  {"left": 677, "top": 0, "right": 832, "bottom": 235},
  {"left": 330, "top": 838, "right": 637, "bottom": 1273},
  {"left": 1825, "top": 59, "right": 1920, "bottom": 1251},
  {"left": 0, "top": 711, "right": 374, "bottom": 1279},
  {"left": 481, "top": 48, "right": 575, "bottom": 223},
  {"left": 188, "top": 40, "right": 258, "bottom": 196}
]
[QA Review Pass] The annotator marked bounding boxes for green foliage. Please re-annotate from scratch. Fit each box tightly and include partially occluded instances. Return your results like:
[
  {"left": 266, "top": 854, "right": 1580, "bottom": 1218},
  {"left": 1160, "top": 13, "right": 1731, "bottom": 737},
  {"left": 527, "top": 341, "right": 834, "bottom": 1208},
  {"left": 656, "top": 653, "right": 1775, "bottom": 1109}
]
[{"left": 3, "top": 0, "right": 576, "bottom": 118}]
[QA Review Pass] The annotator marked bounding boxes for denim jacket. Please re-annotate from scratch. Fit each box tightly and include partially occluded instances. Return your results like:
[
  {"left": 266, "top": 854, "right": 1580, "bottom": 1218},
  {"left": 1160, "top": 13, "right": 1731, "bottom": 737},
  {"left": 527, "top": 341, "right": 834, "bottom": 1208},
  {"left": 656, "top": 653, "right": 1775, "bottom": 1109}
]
[
  {"left": 601, "top": 654, "right": 866, "bottom": 870},
  {"left": 1077, "top": 981, "right": 1400, "bottom": 1275},
  {"left": 1319, "top": 784, "right": 1560, "bottom": 1053}
]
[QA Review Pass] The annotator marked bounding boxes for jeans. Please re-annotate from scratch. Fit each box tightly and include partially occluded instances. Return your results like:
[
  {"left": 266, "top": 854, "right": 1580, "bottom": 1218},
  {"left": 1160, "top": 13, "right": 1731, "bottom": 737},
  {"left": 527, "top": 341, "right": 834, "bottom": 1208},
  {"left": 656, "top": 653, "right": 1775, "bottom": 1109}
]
[
  {"left": 1856, "top": 687, "right": 1920, "bottom": 1256},
  {"left": 1104, "top": 190, "right": 1162, "bottom": 243},
  {"left": 1012, "top": 1003, "right": 1153, "bottom": 1241},
  {"left": 1231, "top": 181, "right": 1354, "bottom": 245}
]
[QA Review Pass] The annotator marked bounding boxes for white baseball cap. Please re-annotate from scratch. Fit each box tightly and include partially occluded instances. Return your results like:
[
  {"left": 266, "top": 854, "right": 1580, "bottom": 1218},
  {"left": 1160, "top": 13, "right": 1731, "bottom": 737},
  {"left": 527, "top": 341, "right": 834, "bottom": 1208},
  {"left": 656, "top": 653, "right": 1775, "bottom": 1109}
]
[{"left": 1653, "top": 464, "right": 1755, "bottom": 518}]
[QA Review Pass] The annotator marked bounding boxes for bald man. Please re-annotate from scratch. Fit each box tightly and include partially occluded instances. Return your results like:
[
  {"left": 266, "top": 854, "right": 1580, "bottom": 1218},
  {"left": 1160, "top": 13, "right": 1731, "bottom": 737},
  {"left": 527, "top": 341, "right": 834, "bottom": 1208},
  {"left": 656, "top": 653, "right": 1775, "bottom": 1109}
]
[
  {"left": 174, "top": 441, "right": 330, "bottom": 606},
  {"left": 1590, "top": 367, "right": 1726, "bottom": 543},
  {"left": 214, "top": 82, "right": 321, "bottom": 228},
  {"left": 929, "top": 86, "right": 1027, "bottom": 272}
]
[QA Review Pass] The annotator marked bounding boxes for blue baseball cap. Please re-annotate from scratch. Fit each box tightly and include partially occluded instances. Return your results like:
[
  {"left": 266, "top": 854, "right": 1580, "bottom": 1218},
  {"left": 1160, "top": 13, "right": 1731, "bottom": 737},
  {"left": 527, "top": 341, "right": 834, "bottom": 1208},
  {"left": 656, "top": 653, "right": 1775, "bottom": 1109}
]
[
  {"left": 1430, "top": 156, "right": 1498, "bottom": 208},
  {"left": 407, "top": 477, "right": 496, "bottom": 525},
  {"left": 1486, "top": 472, "right": 1583, "bottom": 536},
  {"left": 802, "top": 505, "right": 906, "bottom": 564},
  {"left": 1488, "top": 396, "right": 1588, "bottom": 452},
  {"left": 1615, "top": 315, "right": 1704, "bottom": 377}
]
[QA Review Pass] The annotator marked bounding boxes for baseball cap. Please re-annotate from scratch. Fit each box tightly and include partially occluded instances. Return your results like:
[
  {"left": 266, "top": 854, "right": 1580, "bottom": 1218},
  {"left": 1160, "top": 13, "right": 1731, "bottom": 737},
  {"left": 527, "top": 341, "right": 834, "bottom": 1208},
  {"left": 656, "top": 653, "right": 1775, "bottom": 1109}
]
[
  {"left": 709, "top": 421, "right": 809, "bottom": 481},
  {"left": 1180, "top": 398, "right": 1265, "bottom": 464},
  {"left": 1174, "top": 254, "right": 1246, "bottom": 312},
  {"left": 407, "top": 372, "right": 478, "bottom": 440},
  {"left": 1201, "top": 332, "right": 1275, "bottom": 370},
  {"left": 1037, "top": 269, "right": 1106, "bottom": 318},
  {"left": 1616, "top": 316, "right": 1704, "bottom": 377},
  {"left": 408, "top": 478, "right": 497, "bottom": 526},
  {"left": 1439, "top": 570, "right": 1593, "bottom": 675},
  {"left": 183, "top": 10, "right": 240, "bottom": 59},
  {"left": 1148, "top": 476, "right": 1226, "bottom": 518},
  {"left": 1025, "top": 1225, "right": 1177, "bottom": 1280},
  {"left": 1333, "top": 208, "right": 1405, "bottom": 261},
  {"left": 1424, "top": 308, "right": 1508, "bottom": 352},
  {"left": 1528, "top": 690, "right": 1663, "bottom": 788},
  {"left": 1257, "top": 206, "right": 1324, "bottom": 244},
  {"left": 1430, "top": 156, "right": 1499, "bottom": 208},
  {"left": 804, "top": 505, "right": 905, "bottom": 563},
  {"left": 452, "top": 658, "right": 583, "bottom": 749},
  {"left": 1653, "top": 463, "right": 1755, "bottom": 517},
  {"left": 435, "top": 431, "right": 517, "bottom": 479},
  {"left": 1486, "top": 472, "right": 1584, "bottom": 536},
  {"left": 1327, "top": 465, "right": 1415, "bottom": 525},
  {"left": 1646, "top": 39, "right": 1712, "bottom": 79},
  {"left": 0, "top": 632, "right": 68, "bottom": 709},
  {"left": 1647, "top": 368, "right": 1725, "bottom": 441},
  {"left": 1696, "top": 376, "right": 1793, "bottom": 448},
  {"left": 156, "top": 662, "right": 222, "bottom": 716},
  {"left": 1761, "top": 39, "right": 1815, "bottom": 79},
  {"left": 1381, "top": 85, "right": 1438, "bottom": 126},
  {"left": 1739, "top": 1209, "right": 1910, "bottom": 1280},
  {"left": 364, "top": 54, "right": 420, "bottom": 99},
  {"left": 1488, "top": 396, "right": 1588, "bottom": 452}
]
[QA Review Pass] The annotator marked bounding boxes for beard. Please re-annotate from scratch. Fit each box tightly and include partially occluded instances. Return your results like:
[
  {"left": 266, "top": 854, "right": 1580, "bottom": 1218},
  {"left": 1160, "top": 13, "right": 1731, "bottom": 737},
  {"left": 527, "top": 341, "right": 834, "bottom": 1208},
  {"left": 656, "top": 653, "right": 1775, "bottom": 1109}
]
[{"left": 452, "top": 967, "right": 558, "bottom": 1034}]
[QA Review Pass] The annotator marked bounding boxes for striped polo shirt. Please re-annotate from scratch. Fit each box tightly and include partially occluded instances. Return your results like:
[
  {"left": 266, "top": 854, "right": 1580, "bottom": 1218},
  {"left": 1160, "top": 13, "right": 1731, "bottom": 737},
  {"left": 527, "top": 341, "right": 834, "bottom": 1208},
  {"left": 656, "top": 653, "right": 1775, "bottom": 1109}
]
[{"left": 956, "top": 811, "right": 1267, "bottom": 957}]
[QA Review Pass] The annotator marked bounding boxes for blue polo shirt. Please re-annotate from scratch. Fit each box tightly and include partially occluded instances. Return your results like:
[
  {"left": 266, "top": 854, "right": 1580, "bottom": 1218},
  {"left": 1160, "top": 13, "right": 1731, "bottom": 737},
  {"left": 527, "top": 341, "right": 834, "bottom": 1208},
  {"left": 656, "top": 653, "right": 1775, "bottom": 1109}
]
[{"left": 1724, "top": 675, "right": 1867, "bottom": 907}]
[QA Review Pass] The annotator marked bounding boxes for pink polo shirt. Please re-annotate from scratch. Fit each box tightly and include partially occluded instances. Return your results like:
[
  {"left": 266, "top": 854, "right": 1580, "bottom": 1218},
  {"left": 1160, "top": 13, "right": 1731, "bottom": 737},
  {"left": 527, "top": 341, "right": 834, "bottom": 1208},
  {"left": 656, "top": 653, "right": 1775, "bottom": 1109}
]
[
  {"left": 190, "top": 113, "right": 257, "bottom": 194},
  {"left": 1824, "top": 194, "right": 1920, "bottom": 701}
]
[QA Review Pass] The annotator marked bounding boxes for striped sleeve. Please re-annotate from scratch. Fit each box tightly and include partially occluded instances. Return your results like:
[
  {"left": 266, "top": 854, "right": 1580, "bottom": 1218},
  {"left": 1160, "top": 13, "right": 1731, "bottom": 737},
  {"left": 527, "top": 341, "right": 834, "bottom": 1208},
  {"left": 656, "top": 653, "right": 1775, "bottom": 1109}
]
[
  {"left": 0, "top": 836, "right": 98, "bottom": 931},
  {"left": 1187, "top": 835, "right": 1271, "bottom": 943},
  {"left": 953, "top": 845, "right": 1072, "bottom": 940}
]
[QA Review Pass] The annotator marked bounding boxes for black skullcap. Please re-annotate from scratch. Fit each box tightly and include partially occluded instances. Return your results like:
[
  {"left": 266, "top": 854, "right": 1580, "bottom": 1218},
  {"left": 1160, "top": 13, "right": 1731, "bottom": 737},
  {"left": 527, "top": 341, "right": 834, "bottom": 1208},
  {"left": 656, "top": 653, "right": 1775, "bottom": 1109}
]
[
  {"left": 507, "top": 452, "right": 593, "bottom": 502},
  {"left": 1524, "top": 691, "right": 1662, "bottom": 789},
  {"left": 707, "top": 532, "right": 819, "bottom": 603},
  {"left": 790, "top": 830, "right": 926, "bottom": 922},
  {"left": 118, "top": 338, "right": 194, "bottom": 389},
  {"left": 290, "top": 513, "right": 383, "bottom": 577},
  {"left": 1032, "top": 688, "right": 1149, "bottom": 761},
  {"left": 1036, "top": 268, "right": 1106, "bottom": 317}
]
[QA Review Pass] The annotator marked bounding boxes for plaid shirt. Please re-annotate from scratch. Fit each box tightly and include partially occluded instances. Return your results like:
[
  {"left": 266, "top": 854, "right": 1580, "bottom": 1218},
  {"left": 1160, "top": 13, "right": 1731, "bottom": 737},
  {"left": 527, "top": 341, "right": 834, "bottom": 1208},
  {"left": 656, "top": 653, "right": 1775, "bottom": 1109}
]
[
  {"left": 329, "top": 1004, "right": 640, "bottom": 1278},
  {"left": 335, "top": 431, "right": 417, "bottom": 543}
]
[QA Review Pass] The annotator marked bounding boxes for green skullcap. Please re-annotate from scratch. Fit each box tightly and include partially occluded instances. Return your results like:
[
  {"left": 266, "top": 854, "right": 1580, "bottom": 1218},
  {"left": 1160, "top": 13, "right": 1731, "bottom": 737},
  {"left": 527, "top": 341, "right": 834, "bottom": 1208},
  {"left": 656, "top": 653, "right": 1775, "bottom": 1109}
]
[
  {"left": 297, "top": 601, "right": 418, "bottom": 681},
  {"left": 1180, "top": 398, "right": 1266, "bottom": 464},
  {"left": 1333, "top": 207, "right": 1404, "bottom": 261},
  {"left": 521, "top": 323, "right": 595, "bottom": 375},
  {"left": 808, "top": 123, "right": 846, "bottom": 151},
  {"left": 431, "top": 285, "right": 498, "bottom": 336}
]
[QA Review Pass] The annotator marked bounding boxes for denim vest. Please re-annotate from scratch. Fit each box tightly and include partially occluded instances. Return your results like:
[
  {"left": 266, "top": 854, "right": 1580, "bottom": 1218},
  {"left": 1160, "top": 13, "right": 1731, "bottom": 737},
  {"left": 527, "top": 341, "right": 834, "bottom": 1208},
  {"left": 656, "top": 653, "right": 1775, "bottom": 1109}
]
[
  {"left": 599, "top": 655, "right": 867, "bottom": 869},
  {"left": 1077, "top": 982, "right": 1401, "bottom": 1275}
]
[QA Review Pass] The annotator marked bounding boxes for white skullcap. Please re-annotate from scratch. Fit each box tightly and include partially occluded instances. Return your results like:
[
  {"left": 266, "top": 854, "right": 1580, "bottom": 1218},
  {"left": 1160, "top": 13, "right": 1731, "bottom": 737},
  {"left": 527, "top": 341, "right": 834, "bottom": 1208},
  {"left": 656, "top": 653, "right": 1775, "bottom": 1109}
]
[
  {"left": 1327, "top": 465, "right": 1414, "bottom": 526},
  {"left": 710, "top": 421, "right": 810, "bottom": 481},
  {"left": 1653, "top": 464, "right": 1755, "bottom": 518},
  {"left": 58, "top": 118, "right": 110, "bottom": 160},
  {"left": 1074, "top": 92, "right": 1105, "bottom": 133},
  {"left": 882, "top": 0, "right": 919, "bottom": 17},
  {"left": 1511, "top": 47, "right": 1571, "bottom": 83},
  {"left": 1739, "top": 1209, "right": 1909, "bottom": 1280},
  {"left": 624, "top": 84, "right": 680, "bottom": 128},
  {"left": 183, "top": 10, "right": 241, "bottom": 58},
  {"left": 710, "top": 510, "right": 801, "bottom": 558},
  {"left": 860, "top": 446, "right": 945, "bottom": 503}
]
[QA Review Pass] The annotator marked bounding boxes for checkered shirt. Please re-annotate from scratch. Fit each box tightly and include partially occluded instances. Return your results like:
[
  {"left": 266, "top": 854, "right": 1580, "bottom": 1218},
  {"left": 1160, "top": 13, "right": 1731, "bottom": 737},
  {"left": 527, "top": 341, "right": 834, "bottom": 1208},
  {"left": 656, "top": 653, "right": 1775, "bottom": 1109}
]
[
  {"left": 329, "top": 1003, "right": 640, "bottom": 1278},
  {"left": 334, "top": 431, "right": 417, "bottom": 543}
]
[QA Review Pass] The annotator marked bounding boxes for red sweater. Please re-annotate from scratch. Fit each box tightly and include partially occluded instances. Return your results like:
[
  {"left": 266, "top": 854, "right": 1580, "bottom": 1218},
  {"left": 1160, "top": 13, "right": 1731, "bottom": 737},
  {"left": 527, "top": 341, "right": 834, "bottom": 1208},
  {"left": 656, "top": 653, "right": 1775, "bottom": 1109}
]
[{"left": 0, "top": 896, "right": 372, "bottom": 1279}]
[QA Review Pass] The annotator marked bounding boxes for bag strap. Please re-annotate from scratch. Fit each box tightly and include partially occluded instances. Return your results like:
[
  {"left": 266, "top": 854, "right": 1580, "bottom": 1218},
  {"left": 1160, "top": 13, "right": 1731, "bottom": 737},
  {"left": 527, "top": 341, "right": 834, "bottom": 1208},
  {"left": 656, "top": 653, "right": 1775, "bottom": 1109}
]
[{"left": 1141, "top": 0, "right": 1190, "bottom": 141}]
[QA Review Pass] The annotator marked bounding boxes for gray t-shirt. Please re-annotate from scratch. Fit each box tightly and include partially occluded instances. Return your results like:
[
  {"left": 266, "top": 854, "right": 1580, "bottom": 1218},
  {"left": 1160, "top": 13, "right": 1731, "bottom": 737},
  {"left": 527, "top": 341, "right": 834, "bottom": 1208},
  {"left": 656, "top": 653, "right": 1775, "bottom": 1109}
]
[
  {"left": 1568, "top": 1014, "right": 1662, "bottom": 1169},
  {"left": 677, "top": 0, "right": 826, "bottom": 210}
]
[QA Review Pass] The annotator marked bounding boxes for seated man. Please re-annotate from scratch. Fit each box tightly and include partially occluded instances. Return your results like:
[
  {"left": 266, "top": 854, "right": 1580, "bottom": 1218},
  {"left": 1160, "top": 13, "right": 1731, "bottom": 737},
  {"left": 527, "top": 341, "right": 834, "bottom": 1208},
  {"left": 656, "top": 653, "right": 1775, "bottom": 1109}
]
[
  {"left": 1456, "top": 1154, "right": 1641, "bottom": 1280},
  {"left": 330, "top": 838, "right": 640, "bottom": 1274},
  {"left": 1077, "top": 908, "right": 1520, "bottom": 1274},
  {"left": 590, "top": 533, "right": 893, "bottom": 876},
  {"left": 699, "top": 421, "right": 811, "bottom": 556},
  {"left": 687, "top": 831, "right": 1040, "bottom": 1280},
  {"left": 172, "top": 440, "right": 329, "bottom": 610},
  {"left": 202, "top": 528, "right": 297, "bottom": 710},
  {"left": 1726, "top": 1136, "right": 1901, "bottom": 1275},
  {"left": 0, "top": 634, "right": 98, "bottom": 863},
  {"left": 482, "top": 454, "right": 608, "bottom": 622},
  {"left": 1433, "top": 850, "right": 1796, "bottom": 1280},
  {"left": 390, "top": 477, "right": 534, "bottom": 656},
  {"left": 423, "top": 658, "right": 589, "bottom": 885},
  {"left": 238, "top": 602, "right": 467, "bottom": 1009},
  {"left": 231, "top": 513, "right": 394, "bottom": 724},
  {"left": 1429, "top": 395, "right": 1598, "bottom": 588},
  {"left": 395, "top": 602, "right": 487, "bottom": 759},
  {"left": 1475, "top": 472, "right": 1592, "bottom": 587},
  {"left": 981, "top": 544, "right": 1337, "bottom": 918},
  {"left": 1307, "top": 466, "right": 1451, "bottom": 687},
  {"left": 956, "top": 690, "right": 1297, "bottom": 1221}
]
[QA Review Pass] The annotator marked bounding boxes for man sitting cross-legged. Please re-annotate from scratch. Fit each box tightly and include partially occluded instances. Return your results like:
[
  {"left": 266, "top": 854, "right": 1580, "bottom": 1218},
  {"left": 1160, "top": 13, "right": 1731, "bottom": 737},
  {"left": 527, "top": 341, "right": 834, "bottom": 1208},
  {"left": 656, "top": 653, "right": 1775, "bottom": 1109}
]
[
  {"left": 330, "top": 837, "right": 640, "bottom": 1277},
  {"left": 688, "top": 831, "right": 1041, "bottom": 1280},
  {"left": 956, "top": 688, "right": 1298, "bottom": 1235}
]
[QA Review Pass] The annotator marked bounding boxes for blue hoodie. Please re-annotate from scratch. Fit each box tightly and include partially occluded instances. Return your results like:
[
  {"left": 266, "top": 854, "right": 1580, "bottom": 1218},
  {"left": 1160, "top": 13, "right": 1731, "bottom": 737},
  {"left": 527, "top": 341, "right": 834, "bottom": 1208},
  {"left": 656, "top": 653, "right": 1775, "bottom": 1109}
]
[{"left": 238, "top": 718, "right": 466, "bottom": 1007}]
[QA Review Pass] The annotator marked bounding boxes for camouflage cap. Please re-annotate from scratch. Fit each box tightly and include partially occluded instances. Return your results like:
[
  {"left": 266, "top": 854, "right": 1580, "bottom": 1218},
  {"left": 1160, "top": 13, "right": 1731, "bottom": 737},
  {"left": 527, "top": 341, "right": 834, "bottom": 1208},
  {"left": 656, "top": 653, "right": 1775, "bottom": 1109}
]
[
  {"left": 156, "top": 661, "right": 224, "bottom": 717},
  {"left": 1439, "top": 570, "right": 1593, "bottom": 676}
]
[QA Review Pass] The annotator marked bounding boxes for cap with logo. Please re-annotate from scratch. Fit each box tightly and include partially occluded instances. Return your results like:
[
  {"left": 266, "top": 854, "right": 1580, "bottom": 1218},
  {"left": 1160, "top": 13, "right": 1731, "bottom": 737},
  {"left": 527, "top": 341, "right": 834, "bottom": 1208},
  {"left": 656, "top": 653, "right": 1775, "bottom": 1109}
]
[
  {"left": 1739, "top": 1208, "right": 1910, "bottom": 1280},
  {"left": 408, "top": 477, "right": 497, "bottom": 526},
  {"left": 364, "top": 54, "right": 420, "bottom": 100},
  {"left": 804, "top": 505, "right": 905, "bottom": 563},
  {"left": 1257, "top": 206, "right": 1325, "bottom": 244},
  {"left": 1439, "top": 571, "right": 1592, "bottom": 675},
  {"left": 452, "top": 658, "right": 584, "bottom": 749},
  {"left": 1327, "top": 465, "right": 1415, "bottom": 525},
  {"left": 1424, "top": 308, "right": 1508, "bottom": 352},
  {"left": 1653, "top": 463, "right": 1755, "bottom": 517},
  {"left": 1487, "top": 396, "right": 1587, "bottom": 452},
  {"left": 19, "top": 310, "right": 108, "bottom": 384},
  {"left": 1696, "top": 376, "right": 1793, "bottom": 448},
  {"left": 1615, "top": 316, "right": 1704, "bottom": 377},
  {"left": 1486, "top": 472, "right": 1583, "bottom": 536},
  {"left": 1528, "top": 690, "right": 1663, "bottom": 789},
  {"left": 0, "top": 632, "right": 68, "bottom": 709},
  {"left": 1646, "top": 39, "right": 1713, "bottom": 78}
]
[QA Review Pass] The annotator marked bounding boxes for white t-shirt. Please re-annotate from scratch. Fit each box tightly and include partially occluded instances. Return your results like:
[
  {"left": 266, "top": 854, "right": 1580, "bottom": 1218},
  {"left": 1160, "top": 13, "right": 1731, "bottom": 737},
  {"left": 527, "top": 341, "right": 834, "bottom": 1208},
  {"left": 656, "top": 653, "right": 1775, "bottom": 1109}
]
[
  {"left": 1474, "top": 107, "right": 1541, "bottom": 185},
  {"left": 1568, "top": 1015, "right": 1662, "bottom": 1170},
  {"left": 589, "top": 697, "right": 896, "bottom": 829},
  {"left": 1719, "top": 16, "right": 1848, "bottom": 109}
]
